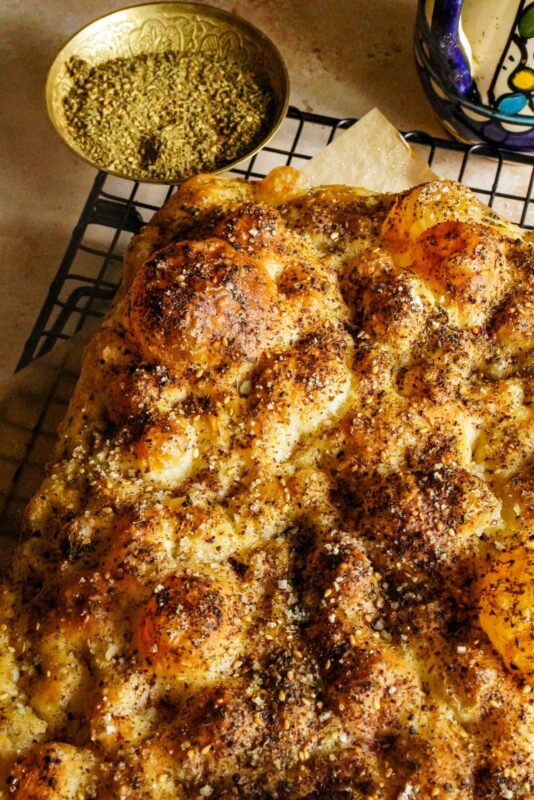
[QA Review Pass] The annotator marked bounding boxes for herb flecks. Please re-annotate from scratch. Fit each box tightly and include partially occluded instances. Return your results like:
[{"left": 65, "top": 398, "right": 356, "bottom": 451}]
[{"left": 63, "top": 51, "right": 274, "bottom": 181}]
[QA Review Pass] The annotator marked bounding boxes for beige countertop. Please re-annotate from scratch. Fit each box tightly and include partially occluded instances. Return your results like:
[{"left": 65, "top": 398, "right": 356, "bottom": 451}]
[{"left": 0, "top": 0, "right": 516, "bottom": 382}]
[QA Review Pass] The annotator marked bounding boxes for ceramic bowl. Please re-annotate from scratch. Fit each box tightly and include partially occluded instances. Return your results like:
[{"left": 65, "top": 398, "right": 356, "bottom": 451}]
[{"left": 416, "top": 0, "right": 534, "bottom": 151}]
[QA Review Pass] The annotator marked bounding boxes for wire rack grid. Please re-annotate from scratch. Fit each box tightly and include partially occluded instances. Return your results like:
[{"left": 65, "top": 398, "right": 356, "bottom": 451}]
[{"left": 16, "top": 104, "right": 534, "bottom": 371}]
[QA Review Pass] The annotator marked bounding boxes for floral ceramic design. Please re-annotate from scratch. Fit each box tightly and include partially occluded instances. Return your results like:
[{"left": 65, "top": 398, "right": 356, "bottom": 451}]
[{"left": 416, "top": 0, "right": 534, "bottom": 150}]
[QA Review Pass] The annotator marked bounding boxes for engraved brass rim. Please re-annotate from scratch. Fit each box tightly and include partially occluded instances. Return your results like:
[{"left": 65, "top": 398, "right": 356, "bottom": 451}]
[{"left": 45, "top": 2, "right": 290, "bottom": 184}]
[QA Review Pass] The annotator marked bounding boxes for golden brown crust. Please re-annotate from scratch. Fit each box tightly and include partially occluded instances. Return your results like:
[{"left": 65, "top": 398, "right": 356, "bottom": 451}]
[
  {"left": 1, "top": 171, "right": 533, "bottom": 799},
  {"left": 129, "top": 238, "right": 281, "bottom": 375}
]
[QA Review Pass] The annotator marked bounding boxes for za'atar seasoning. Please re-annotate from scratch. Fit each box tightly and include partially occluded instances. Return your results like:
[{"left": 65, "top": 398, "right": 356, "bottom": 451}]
[{"left": 63, "top": 50, "right": 274, "bottom": 181}]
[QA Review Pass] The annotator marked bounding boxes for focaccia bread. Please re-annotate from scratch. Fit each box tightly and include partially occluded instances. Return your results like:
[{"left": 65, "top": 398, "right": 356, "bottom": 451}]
[{"left": 1, "top": 168, "right": 533, "bottom": 799}]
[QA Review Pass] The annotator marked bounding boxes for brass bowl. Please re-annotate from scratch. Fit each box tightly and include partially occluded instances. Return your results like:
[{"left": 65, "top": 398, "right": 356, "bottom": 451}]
[{"left": 46, "top": 2, "right": 289, "bottom": 183}]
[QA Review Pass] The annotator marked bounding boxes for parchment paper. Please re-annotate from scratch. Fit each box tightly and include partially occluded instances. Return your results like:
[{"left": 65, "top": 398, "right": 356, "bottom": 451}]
[{"left": 303, "top": 108, "right": 437, "bottom": 191}]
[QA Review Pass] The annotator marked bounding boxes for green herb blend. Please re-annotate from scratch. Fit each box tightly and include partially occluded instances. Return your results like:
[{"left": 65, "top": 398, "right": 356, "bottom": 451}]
[{"left": 63, "top": 50, "right": 275, "bottom": 181}]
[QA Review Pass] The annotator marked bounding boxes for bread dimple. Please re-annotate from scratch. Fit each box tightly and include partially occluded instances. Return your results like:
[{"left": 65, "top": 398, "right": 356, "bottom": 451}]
[
  {"left": 6, "top": 743, "right": 98, "bottom": 799},
  {"left": 478, "top": 547, "right": 534, "bottom": 683},
  {"left": 355, "top": 467, "right": 501, "bottom": 588},
  {"left": 1, "top": 173, "right": 533, "bottom": 799}
]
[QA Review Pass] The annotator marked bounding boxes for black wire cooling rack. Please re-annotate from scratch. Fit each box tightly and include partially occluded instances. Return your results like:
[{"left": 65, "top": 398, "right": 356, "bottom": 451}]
[{"left": 16, "top": 105, "right": 534, "bottom": 371}]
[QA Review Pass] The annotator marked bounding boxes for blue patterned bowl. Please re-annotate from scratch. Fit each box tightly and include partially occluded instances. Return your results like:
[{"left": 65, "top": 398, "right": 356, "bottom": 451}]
[{"left": 416, "top": 0, "right": 534, "bottom": 151}]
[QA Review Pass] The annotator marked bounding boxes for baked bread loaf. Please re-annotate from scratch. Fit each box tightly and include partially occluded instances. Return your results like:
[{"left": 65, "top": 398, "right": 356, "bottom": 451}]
[{"left": 0, "top": 168, "right": 533, "bottom": 799}]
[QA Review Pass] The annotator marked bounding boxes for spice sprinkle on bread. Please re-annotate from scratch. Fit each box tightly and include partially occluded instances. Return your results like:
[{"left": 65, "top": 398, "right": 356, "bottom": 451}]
[{"left": 1, "top": 168, "right": 533, "bottom": 799}]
